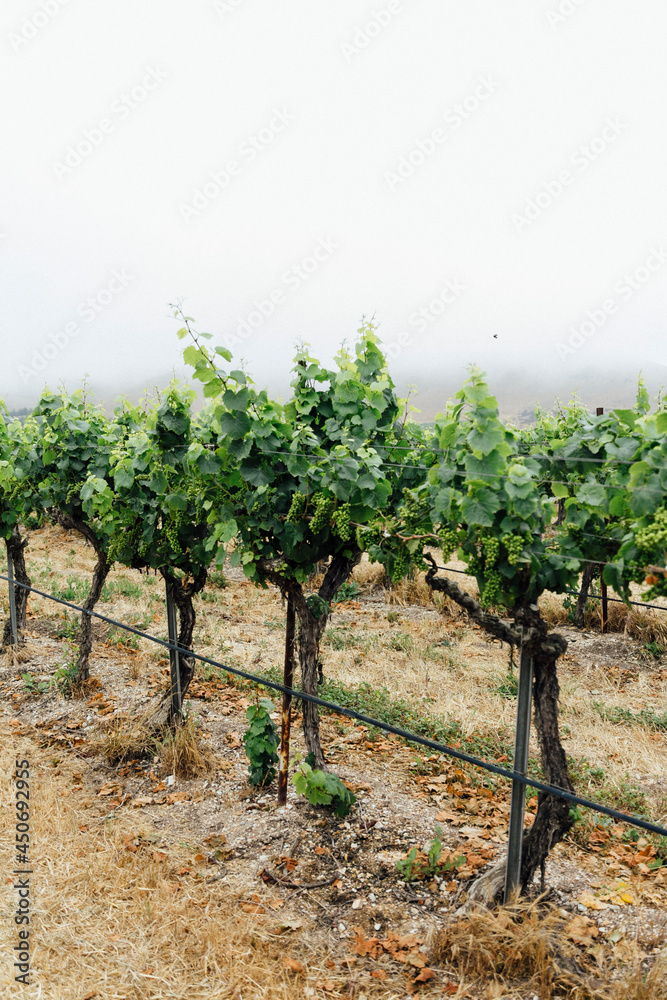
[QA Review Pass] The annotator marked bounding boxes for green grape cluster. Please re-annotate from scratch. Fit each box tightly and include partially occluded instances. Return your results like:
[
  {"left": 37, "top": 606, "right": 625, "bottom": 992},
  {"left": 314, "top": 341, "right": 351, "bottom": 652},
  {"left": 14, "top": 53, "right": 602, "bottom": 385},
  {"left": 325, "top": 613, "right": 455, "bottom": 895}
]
[
  {"left": 165, "top": 524, "right": 183, "bottom": 556},
  {"left": 391, "top": 546, "right": 408, "bottom": 583},
  {"left": 66, "top": 481, "right": 83, "bottom": 504},
  {"left": 3, "top": 479, "right": 24, "bottom": 509},
  {"left": 360, "top": 520, "right": 386, "bottom": 548},
  {"left": 286, "top": 491, "right": 306, "bottom": 523},
  {"left": 438, "top": 526, "right": 458, "bottom": 561},
  {"left": 331, "top": 503, "right": 351, "bottom": 541},
  {"left": 480, "top": 569, "right": 502, "bottom": 607},
  {"left": 635, "top": 508, "right": 667, "bottom": 554},
  {"left": 501, "top": 533, "right": 524, "bottom": 566},
  {"left": 186, "top": 480, "right": 206, "bottom": 522},
  {"left": 309, "top": 493, "right": 333, "bottom": 534},
  {"left": 482, "top": 535, "right": 499, "bottom": 563},
  {"left": 164, "top": 509, "right": 186, "bottom": 556},
  {"left": 399, "top": 490, "right": 430, "bottom": 532}
]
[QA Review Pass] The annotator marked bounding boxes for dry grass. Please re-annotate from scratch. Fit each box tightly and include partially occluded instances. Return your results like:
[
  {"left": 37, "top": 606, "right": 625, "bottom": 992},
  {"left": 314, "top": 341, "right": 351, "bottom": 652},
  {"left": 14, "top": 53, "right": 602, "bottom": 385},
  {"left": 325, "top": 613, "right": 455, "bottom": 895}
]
[
  {"left": 157, "top": 712, "right": 216, "bottom": 779},
  {"left": 96, "top": 711, "right": 161, "bottom": 766},
  {"left": 0, "top": 642, "right": 34, "bottom": 665},
  {"left": 351, "top": 556, "right": 468, "bottom": 615},
  {"left": 97, "top": 709, "right": 216, "bottom": 778},
  {"left": 540, "top": 592, "right": 667, "bottom": 646},
  {"left": 430, "top": 899, "right": 667, "bottom": 1000},
  {"left": 0, "top": 724, "right": 328, "bottom": 999}
]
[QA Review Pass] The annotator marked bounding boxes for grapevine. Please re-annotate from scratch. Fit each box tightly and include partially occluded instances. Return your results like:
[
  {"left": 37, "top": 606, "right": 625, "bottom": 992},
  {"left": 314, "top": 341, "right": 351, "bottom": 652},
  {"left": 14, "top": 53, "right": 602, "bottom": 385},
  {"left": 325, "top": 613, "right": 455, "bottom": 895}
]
[
  {"left": 438, "top": 526, "right": 459, "bottom": 561},
  {"left": 331, "top": 503, "right": 351, "bottom": 541},
  {"left": 286, "top": 491, "right": 306, "bottom": 523},
  {"left": 309, "top": 493, "right": 333, "bottom": 534},
  {"left": 501, "top": 533, "right": 524, "bottom": 566}
]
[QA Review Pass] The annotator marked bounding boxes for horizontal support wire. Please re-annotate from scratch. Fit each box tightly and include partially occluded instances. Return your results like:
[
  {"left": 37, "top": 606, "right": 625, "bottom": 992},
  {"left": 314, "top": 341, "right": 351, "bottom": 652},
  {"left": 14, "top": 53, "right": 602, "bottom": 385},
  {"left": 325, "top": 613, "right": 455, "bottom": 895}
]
[
  {"left": 3, "top": 572, "right": 667, "bottom": 839},
  {"left": 432, "top": 565, "right": 666, "bottom": 613}
]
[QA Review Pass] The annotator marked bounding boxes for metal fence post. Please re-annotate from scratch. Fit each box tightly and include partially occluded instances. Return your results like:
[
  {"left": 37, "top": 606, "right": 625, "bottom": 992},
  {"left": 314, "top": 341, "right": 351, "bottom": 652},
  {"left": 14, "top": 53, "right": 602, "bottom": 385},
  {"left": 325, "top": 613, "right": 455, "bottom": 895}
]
[
  {"left": 504, "top": 643, "right": 534, "bottom": 902},
  {"left": 277, "top": 596, "right": 296, "bottom": 806},
  {"left": 165, "top": 581, "right": 182, "bottom": 718},
  {"left": 6, "top": 543, "right": 18, "bottom": 648},
  {"left": 600, "top": 578, "right": 608, "bottom": 633}
]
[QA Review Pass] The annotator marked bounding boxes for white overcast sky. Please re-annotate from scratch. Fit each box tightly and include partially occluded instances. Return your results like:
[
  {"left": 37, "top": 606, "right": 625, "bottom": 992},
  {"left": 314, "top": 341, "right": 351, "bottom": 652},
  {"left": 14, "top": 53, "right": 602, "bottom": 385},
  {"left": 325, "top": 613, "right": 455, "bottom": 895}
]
[{"left": 2, "top": 0, "right": 667, "bottom": 410}]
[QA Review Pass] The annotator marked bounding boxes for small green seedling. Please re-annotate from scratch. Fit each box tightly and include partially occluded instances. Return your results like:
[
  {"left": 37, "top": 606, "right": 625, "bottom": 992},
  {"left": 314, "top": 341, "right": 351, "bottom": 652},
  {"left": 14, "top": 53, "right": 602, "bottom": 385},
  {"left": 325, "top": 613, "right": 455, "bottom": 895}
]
[
  {"left": 293, "top": 758, "right": 356, "bottom": 817},
  {"left": 243, "top": 698, "right": 279, "bottom": 787},
  {"left": 21, "top": 672, "right": 50, "bottom": 696}
]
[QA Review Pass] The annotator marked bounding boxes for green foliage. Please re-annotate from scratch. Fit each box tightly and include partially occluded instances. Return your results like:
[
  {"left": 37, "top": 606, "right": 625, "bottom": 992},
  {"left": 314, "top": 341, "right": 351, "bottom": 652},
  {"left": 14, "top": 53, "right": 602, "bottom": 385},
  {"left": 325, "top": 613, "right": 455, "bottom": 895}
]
[
  {"left": 207, "top": 569, "right": 227, "bottom": 589},
  {"left": 396, "top": 829, "right": 466, "bottom": 882},
  {"left": 305, "top": 594, "right": 330, "bottom": 619},
  {"left": 395, "top": 846, "right": 419, "bottom": 881},
  {"left": 493, "top": 670, "right": 518, "bottom": 700},
  {"left": 178, "top": 310, "right": 428, "bottom": 591},
  {"left": 101, "top": 578, "right": 143, "bottom": 600},
  {"left": 53, "top": 656, "right": 80, "bottom": 697},
  {"left": 593, "top": 701, "right": 667, "bottom": 731},
  {"left": 21, "top": 672, "right": 49, "bottom": 696},
  {"left": 243, "top": 698, "right": 279, "bottom": 787},
  {"left": 54, "top": 612, "right": 79, "bottom": 642},
  {"left": 332, "top": 581, "right": 360, "bottom": 603},
  {"left": 106, "top": 626, "right": 140, "bottom": 651},
  {"left": 293, "top": 758, "right": 356, "bottom": 816}
]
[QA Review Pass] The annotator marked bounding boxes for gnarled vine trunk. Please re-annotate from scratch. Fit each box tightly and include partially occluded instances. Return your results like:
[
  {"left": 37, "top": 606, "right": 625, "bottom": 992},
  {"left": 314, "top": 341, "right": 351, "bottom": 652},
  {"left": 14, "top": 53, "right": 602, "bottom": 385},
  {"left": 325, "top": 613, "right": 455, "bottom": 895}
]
[
  {"left": 2, "top": 525, "right": 31, "bottom": 648},
  {"left": 149, "top": 566, "right": 207, "bottom": 730},
  {"left": 260, "top": 550, "right": 362, "bottom": 769},
  {"left": 50, "top": 510, "right": 110, "bottom": 684},
  {"left": 425, "top": 558, "right": 574, "bottom": 902},
  {"left": 573, "top": 562, "right": 596, "bottom": 628}
]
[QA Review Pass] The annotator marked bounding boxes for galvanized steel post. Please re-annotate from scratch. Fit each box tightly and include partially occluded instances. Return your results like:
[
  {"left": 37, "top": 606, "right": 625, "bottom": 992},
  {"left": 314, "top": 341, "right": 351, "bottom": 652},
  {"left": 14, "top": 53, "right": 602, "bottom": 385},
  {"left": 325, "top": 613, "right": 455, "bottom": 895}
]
[
  {"left": 165, "top": 582, "right": 182, "bottom": 718},
  {"left": 277, "top": 596, "right": 296, "bottom": 806},
  {"left": 6, "top": 543, "right": 18, "bottom": 648},
  {"left": 504, "top": 643, "right": 534, "bottom": 902}
]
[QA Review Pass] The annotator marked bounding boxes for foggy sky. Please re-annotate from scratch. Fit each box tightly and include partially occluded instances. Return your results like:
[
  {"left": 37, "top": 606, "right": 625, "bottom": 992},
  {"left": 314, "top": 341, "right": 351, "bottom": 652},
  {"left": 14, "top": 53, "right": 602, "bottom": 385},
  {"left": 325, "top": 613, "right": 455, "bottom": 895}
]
[{"left": 2, "top": 0, "right": 666, "bottom": 412}]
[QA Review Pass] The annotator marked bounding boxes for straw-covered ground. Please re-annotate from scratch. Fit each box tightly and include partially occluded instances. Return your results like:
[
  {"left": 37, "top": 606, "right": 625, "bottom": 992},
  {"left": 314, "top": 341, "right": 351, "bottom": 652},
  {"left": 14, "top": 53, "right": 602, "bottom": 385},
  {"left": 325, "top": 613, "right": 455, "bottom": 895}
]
[{"left": 1, "top": 523, "right": 667, "bottom": 999}]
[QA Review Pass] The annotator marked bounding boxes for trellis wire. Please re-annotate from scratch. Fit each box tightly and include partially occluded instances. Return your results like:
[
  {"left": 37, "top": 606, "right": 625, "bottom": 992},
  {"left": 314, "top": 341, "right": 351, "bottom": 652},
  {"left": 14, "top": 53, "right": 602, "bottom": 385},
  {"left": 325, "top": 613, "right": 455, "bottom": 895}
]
[{"left": 3, "top": 572, "right": 667, "bottom": 840}]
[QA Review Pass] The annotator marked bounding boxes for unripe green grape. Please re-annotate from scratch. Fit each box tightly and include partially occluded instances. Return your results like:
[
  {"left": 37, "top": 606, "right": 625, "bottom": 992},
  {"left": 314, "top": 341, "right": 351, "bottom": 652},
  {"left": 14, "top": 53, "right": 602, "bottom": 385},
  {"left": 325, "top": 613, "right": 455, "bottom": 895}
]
[
  {"left": 310, "top": 493, "right": 333, "bottom": 534},
  {"left": 438, "top": 527, "right": 459, "bottom": 561},
  {"left": 286, "top": 491, "right": 306, "bottom": 523},
  {"left": 332, "top": 503, "right": 351, "bottom": 541}
]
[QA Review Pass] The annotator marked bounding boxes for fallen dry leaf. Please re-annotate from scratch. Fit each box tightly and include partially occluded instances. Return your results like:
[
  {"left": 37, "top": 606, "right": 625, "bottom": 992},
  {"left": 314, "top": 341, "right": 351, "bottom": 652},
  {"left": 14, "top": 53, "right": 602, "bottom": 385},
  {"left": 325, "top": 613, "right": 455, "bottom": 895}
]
[
  {"left": 283, "top": 958, "right": 305, "bottom": 973},
  {"left": 565, "top": 915, "right": 599, "bottom": 945}
]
